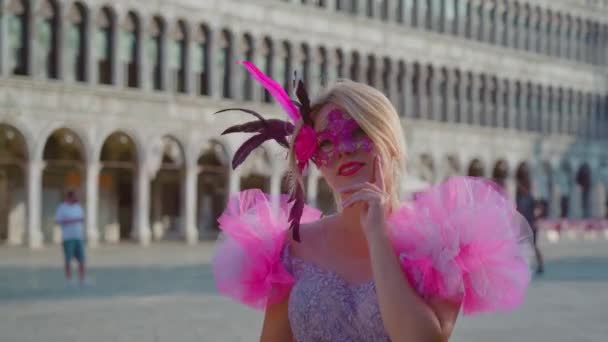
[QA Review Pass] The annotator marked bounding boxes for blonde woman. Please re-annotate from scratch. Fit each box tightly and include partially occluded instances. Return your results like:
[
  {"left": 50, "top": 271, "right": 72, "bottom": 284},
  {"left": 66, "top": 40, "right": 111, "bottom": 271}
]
[{"left": 212, "top": 61, "right": 532, "bottom": 341}]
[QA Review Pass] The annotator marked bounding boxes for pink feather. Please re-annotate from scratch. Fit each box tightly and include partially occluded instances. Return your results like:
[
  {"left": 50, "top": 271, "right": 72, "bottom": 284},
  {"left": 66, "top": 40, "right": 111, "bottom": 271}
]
[{"left": 239, "top": 60, "right": 301, "bottom": 123}]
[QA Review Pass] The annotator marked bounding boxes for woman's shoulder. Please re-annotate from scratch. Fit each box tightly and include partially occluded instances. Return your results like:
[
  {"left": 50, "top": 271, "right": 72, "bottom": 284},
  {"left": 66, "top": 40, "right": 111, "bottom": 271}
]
[{"left": 285, "top": 214, "right": 338, "bottom": 259}]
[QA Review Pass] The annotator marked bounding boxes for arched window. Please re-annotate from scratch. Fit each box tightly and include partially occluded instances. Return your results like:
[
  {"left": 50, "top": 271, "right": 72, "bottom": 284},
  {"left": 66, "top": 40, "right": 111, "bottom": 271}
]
[
  {"left": 261, "top": 37, "right": 273, "bottom": 102},
  {"left": 171, "top": 20, "right": 188, "bottom": 93},
  {"left": 123, "top": 12, "right": 140, "bottom": 88},
  {"left": 412, "top": 63, "right": 421, "bottom": 118},
  {"left": 381, "top": 57, "right": 391, "bottom": 96},
  {"left": 366, "top": 54, "right": 376, "bottom": 86},
  {"left": 7, "top": 0, "right": 30, "bottom": 76},
  {"left": 318, "top": 47, "right": 328, "bottom": 87},
  {"left": 298, "top": 44, "right": 310, "bottom": 86},
  {"left": 40, "top": 0, "right": 59, "bottom": 79},
  {"left": 350, "top": 51, "right": 360, "bottom": 81},
  {"left": 68, "top": 2, "right": 88, "bottom": 82},
  {"left": 96, "top": 7, "right": 115, "bottom": 85},
  {"left": 280, "top": 41, "right": 292, "bottom": 93},
  {"left": 335, "top": 49, "right": 344, "bottom": 79},
  {"left": 241, "top": 34, "right": 254, "bottom": 101},
  {"left": 439, "top": 67, "right": 448, "bottom": 122},
  {"left": 194, "top": 24, "right": 210, "bottom": 95},
  {"left": 219, "top": 29, "right": 233, "bottom": 98},
  {"left": 150, "top": 16, "right": 165, "bottom": 90}
]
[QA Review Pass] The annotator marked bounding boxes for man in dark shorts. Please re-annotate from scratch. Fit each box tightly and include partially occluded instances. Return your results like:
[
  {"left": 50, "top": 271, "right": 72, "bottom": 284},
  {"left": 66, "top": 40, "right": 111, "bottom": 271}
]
[
  {"left": 55, "top": 190, "right": 88, "bottom": 286},
  {"left": 516, "top": 184, "right": 544, "bottom": 275}
]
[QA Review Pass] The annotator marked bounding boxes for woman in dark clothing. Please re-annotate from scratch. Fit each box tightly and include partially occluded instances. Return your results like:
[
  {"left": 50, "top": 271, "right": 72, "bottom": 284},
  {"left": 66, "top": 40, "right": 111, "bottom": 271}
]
[{"left": 516, "top": 183, "right": 545, "bottom": 275}]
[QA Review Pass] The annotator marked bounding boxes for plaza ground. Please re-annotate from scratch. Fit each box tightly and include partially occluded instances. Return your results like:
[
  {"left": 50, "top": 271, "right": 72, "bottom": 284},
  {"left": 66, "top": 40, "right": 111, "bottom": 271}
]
[{"left": 1, "top": 238, "right": 607, "bottom": 342}]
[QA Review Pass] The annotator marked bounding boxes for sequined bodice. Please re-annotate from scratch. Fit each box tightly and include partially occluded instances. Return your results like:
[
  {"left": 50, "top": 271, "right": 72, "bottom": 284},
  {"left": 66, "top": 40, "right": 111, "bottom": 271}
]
[{"left": 282, "top": 248, "right": 391, "bottom": 342}]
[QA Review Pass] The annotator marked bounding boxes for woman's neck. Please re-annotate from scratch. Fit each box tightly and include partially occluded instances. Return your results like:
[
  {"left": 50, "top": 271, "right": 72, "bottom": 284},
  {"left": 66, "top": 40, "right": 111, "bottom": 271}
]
[{"left": 331, "top": 205, "right": 370, "bottom": 258}]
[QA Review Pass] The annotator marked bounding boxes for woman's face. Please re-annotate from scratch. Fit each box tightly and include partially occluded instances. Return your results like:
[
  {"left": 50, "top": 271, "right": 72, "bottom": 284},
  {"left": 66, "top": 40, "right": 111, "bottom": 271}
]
[{"left": 312, "top": 104, "right": 377, "bottom": 195}]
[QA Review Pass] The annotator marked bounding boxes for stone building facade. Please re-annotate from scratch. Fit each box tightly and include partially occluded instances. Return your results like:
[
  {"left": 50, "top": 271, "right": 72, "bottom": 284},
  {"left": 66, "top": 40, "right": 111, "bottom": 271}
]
[{"left": 0, "top": 0, "right": 607, "bottom": 248}]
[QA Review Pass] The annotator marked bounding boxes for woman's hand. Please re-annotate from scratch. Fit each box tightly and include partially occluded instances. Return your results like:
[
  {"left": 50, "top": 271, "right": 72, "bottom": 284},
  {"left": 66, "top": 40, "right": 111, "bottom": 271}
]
[{"left": 338, "top": 156, "right": 388, "bottom": 237}]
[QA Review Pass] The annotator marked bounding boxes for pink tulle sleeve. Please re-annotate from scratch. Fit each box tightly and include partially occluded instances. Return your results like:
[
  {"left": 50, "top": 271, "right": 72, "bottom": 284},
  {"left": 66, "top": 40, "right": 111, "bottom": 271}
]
[
  {"left": 387, "top": 176, "right": 533, "bottom": 315},
  {"left": 212, "top": 189, "right": 322, "bottom": 310}
]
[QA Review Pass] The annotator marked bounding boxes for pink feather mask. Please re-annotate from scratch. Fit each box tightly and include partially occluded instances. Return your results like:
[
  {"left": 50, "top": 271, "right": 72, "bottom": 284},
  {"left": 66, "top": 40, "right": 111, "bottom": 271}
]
[{"left": 215, "top": 60, "right": 317, "bottom": 242}]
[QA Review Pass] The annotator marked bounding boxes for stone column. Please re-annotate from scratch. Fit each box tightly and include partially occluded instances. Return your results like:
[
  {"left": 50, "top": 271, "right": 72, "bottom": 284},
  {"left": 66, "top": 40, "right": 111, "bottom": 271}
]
[
  {"left": 443, "top": 71, "right": 454, "bottom": 123},
  {"left": 26, "top": 3, "right": 38, "bottom": 78},
  {"left": 228, "top": 169, "right": 241, "bottom": 195},
  {"left": 308, "top": 49, "right": 321, "bottom": 98},
  {"left": 592, "top": 181, "right": 607, "bottom": 218},
  {"left": 27, "top": 160, "right": 44, "bottom": 248},
  {"left": 235, "top": 37, "right": 247, "bottom": 101},
  {"left": 505, "top": 177, "right": 516, "bottom": 203},
  {"left": 456, "top": 0, "right": 466, "bottom": 37},
  {"left": 539, "top": 87, "right": 549, "bottom": 134},
  {"left": 0, "top": 0, "right": 9, "bottom": 76},
  {"left": 580, "top": 94, "right": 590, "bottom": 138},
  {"left": 138, "top": 20, "right": 150, "bottom": 90},
  {"left": 417, "top": 67, "right": 428, "bottom": 120},
  {"left": 494, "top": 4, "right": 504, "bottom": 45},
  {"left": 470, "top": 0, "right": 481, "bottom": 40},
  {"left": 86, "top": 9, "right": 96, "bottom": 84},
  {"left": 580, "top": 21, "right": 589, "bottom": 63},
  {"left": 306, "top": 170, "right": 319, "bottom": 207},
  {"left": 558, "top": 91, "right": 567, "bottom": 134},
  {"left": 546, "top": 89, "right": 554, "bottom": 135},
  {"left": 519, "top": 84, "right": 529, "bottom": 131},
  {"left": 182, "top": 163, "right": 198, "bottom": 244},
  {"left": 456, "top": 73, "right": 471, "bottom": 123},
  {"left": 326, "top": 0, "right": 336, "bottom": 13},
  {"left": 495, "top": 80, "right": 504, "bottom": 128},
  {"left": 389, "top": 65, "right": 400, "bottom": 114},
  {"left": 569, "top": 183, "right": 583, "bottom": 219},
  {"left": 185, "top": 30, "right": 195, "bottom": 95},
  {"left": 403, "top": 64, "right": 414, "bottom": 118},
  {"left": 111, "top": 16, "right": 120, "bottom": 86},
  {"left": 161, "top": 26, "right": 170, "bottom": 91},
  {"left": 85, "top": 161, "right": 100, "bottom": 247},
  {"left": 481, "top": 2, "right": 491, "bottom": 42},
  {"left": 560, "top": 19, "right": 569, "bottom": 59},
  {"left": 506, "top": 80, "right": 516, "bottom": 129},
  {"left": 134, "top": 165, "right": 151, "bottom": 245},
  {"left": 470, "top": 74, "right": 480, "bottom": 125},
  {"left": 431, "top": 73, "right": 441, "bottom": 122},
  {"left": 548, "top": 182, "right": 561, "bottom": 218},
  {"left": 571, "top": 21, "right": 581, "bottom": 61},
  {"left": 517, "top": 9, "right": 527, "bottom": 50},
  {"left": 358, "top": 0, "right": 367, "bottom": 19},
  {"left": 270, "top": 171, "right": 282, "bottom": 214},
  {"left": 505, "top": 5, "right": 516, "bottom": 48}
]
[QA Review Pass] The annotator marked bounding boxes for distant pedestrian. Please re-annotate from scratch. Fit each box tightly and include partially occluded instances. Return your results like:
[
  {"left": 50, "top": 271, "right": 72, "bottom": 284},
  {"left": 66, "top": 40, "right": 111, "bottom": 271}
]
[
  {"left": 55, "top": 190, "right": 89, "bottom": 286},
  {"left": 516, "top": 184, "right": 544, "bottom": 275}
]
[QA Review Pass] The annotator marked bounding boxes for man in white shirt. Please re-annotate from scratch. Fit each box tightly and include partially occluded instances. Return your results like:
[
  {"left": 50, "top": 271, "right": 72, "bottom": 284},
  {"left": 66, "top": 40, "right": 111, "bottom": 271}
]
[{"left": 55, "top": 190, "right": 87, "bottom": 285}]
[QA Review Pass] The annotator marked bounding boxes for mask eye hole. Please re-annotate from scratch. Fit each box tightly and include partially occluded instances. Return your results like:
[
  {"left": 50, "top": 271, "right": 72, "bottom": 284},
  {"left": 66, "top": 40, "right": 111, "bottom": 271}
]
[
  {"left": 318, "top": 139, "right": 333, "bottom": 152},
  {"left": 352, "top": 127, "right": 366, "bottom": 139}
]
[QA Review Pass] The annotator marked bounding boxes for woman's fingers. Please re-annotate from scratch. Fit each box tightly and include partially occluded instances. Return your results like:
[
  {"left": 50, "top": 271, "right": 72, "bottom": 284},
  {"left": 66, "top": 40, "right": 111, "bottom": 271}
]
[
  {"left": 337, "top": 181, "right": 383, "bottom": 195},
  {"left": 341, "top": 188, "right": 385, "bottom": 209}
]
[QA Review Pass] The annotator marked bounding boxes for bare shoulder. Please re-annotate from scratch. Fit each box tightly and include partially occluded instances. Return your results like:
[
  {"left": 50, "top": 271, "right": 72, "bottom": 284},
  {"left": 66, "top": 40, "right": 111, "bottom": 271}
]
[{"left": 287, "top": 215, "right": 337, "bottom": 260}]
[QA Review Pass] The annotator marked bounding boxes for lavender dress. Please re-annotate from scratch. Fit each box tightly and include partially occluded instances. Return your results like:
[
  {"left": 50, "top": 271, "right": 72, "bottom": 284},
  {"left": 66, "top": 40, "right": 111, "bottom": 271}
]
[{"left": 282, "top": 247, "right": 391, "bottom": 342}]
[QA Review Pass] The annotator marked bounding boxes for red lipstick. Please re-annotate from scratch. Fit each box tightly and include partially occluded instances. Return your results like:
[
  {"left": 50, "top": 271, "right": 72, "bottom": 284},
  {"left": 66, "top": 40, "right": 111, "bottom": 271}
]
[{"left": 338, "top": 161, "right": 365, "bottom": 177}]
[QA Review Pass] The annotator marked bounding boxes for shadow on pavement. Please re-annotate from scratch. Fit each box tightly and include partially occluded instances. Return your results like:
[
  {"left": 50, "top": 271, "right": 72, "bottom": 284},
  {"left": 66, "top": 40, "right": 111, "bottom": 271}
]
[
  {"left": 0, "top": 264, "right": 217, "bottom": 302},
  {"left": 535, "top": 256, "right": 608, "bottom": 282}
]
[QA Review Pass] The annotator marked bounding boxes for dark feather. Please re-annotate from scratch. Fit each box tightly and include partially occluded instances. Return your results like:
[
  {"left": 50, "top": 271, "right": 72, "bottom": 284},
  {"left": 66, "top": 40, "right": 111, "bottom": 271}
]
[
  {"left": 295, "top": 81, "right": 313, "bottom": 126},
  {"left": 221, "top": 120, "right": 268, "bottom": 135},
  {"left": 231, "top": 133, "right": 273, "bottom": 169},
  {"left": 214, "top": 108, "right": 268, "bottom": 123},
  {"left": 288, "top": 183, "right": 305, "bottom": 242}
]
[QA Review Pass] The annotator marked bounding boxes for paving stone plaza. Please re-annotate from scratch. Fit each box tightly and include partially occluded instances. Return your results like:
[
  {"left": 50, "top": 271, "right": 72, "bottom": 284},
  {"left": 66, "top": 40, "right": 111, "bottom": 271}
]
[{"left": 1, "top": 238, "right": 607, "bottom": 342}]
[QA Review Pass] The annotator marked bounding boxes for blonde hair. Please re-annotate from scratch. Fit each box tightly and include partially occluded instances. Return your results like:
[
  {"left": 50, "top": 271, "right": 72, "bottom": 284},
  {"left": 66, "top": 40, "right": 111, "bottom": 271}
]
[{"left": 288, "top": 79, "right": 407, "bottom": 211}]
